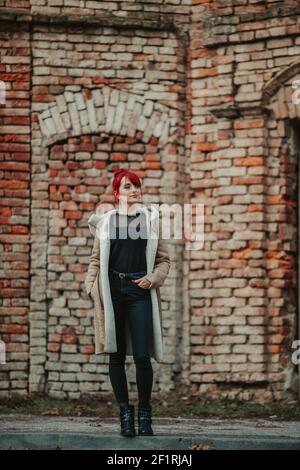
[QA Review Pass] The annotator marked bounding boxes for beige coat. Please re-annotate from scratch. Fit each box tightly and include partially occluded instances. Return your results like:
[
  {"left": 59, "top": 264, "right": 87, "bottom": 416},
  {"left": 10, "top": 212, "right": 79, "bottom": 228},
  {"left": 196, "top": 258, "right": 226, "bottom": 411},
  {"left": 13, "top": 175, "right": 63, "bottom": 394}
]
[{"left": 84, "top": 204, "right": 171, "bottom": 363}]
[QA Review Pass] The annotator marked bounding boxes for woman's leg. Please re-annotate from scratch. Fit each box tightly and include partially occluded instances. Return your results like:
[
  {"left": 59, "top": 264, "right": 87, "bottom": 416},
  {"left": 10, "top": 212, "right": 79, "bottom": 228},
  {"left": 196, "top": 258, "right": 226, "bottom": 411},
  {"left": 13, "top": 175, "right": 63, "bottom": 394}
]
[
  {"left": 126, "top": 289, "right": 154, "bottom": 407},
  {"left": 108, "top": 351, "right": 128, "bottom": 406},
  {"left": 108, "top": 280, "right": 129, "bottom": 406}
]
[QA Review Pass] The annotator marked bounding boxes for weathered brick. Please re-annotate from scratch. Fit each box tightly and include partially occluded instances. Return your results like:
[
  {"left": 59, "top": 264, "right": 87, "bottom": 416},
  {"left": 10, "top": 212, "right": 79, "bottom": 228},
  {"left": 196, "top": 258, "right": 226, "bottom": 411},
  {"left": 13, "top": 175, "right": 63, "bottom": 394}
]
[{"left": 1, "top": 0, "right": 298, "bottom": 404}]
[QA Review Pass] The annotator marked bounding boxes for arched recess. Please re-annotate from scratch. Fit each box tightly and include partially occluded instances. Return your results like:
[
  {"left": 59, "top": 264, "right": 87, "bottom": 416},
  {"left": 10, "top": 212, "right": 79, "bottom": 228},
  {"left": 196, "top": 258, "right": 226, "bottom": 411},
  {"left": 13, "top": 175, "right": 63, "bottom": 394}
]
[
  {"left": 37, "top": 86, "right": 175, "bottom": 148},
  {"left": 29, "top": 85, "right": 184, "bottom": 399},
  {"left": 205, "top": 62, "right": 300, "bottom": 401},
  {"left": 262, "top": 62, "right": 300, "bottom": 400}
]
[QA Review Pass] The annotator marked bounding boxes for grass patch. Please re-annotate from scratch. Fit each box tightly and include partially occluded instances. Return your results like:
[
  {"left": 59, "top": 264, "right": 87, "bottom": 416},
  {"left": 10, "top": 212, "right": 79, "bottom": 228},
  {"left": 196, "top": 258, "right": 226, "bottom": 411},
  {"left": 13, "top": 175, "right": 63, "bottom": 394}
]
[{"left": 0, "top": 392, "right": 299, "bottom": 420}]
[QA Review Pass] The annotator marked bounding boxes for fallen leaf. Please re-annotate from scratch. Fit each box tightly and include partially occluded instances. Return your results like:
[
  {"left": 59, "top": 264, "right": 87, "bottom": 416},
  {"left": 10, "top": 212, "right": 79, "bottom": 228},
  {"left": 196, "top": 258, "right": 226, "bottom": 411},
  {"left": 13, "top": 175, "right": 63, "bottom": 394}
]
[
  {"left": 41, "top": 408, "right": 60, "bottom": 416},
  {"left": 189, "top": 443, "right": 216, "bottom": 450}
]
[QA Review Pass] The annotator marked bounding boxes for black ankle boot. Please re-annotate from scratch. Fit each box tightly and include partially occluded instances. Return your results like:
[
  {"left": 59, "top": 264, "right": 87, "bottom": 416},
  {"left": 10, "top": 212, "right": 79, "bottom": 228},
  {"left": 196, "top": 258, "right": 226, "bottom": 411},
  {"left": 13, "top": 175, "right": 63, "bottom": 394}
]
[
  {"left": 138, "top": 403, "right": 154, "bottom": 436},
  {"left": 119, "top": 404, "right": 136, "bottom": 437}
]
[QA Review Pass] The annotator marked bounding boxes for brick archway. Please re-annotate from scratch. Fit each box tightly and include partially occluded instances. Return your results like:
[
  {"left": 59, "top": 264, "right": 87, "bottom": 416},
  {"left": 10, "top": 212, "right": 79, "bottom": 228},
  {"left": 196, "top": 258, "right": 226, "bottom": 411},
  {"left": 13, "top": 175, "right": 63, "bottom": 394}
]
[
  {"left": 262, "top": 65, "right": 300, "bottom": 400},
  {"left": 188, "top": 62, "right": 300, "bottom": 402},
  {"left": 29, "top": 85, "right": 184, "bottom": 398},
  {"left": 37, "top": 86, "right": 173, "bottom": 148}
]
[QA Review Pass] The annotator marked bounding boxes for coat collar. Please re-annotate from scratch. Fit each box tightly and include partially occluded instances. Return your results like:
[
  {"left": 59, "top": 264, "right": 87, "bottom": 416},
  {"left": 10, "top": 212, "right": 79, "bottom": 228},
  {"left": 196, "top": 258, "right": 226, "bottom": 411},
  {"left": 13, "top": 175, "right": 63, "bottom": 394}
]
[
  {"left": 115, "top": 202, "right": 144, "bottom": 215},
  {"left": 87, "top": 203, "right": 163, "bottom": 362},
  {"left": 88, "top": 203, "right": 159, "bottom": 241}
]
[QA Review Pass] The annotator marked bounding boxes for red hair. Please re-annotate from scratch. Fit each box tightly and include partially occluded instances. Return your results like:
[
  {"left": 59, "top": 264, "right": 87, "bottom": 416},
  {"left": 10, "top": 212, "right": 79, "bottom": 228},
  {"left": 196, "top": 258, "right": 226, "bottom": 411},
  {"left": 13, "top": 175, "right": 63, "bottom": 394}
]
[{"left": 112, "top": 168, "right": 141, "bottom": 195}]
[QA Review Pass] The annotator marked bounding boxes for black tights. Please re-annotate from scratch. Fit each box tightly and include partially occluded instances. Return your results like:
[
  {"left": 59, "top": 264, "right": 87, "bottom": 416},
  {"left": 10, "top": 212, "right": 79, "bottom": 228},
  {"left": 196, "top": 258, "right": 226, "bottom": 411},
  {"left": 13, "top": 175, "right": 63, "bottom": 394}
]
[
  {"left": 109, "top": 354, "right": 153, "bottom": 407},
  {"left": 108, "top": 270, "right": 154, "bottom": 407}
]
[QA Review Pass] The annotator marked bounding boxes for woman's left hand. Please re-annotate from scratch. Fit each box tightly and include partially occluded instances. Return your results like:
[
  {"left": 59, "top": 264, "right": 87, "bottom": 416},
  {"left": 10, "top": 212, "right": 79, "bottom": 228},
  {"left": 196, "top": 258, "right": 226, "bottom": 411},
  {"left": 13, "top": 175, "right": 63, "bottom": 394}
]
[{"left": 131, "top": 277, "right": 151, "bottom": 289}]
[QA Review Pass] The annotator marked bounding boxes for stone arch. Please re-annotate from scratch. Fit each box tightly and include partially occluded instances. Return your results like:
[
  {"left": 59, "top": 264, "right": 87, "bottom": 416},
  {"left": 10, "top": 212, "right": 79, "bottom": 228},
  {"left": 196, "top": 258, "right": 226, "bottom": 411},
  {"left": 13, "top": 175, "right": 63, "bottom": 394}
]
[
  {"left": 262, "top": 64, "right": 300, "bottom": 399},
  {"left": 201, "top": 63, "right": 300, "bottom": 401},
  {"left": 37, "top": 85, "right": 176, "bottom": 148},
  {"left": 262, "top": 60, "right": 300, "bottom": 108},
  {"left": 30, "top": 84, "right": 183, "bottom": 398}
]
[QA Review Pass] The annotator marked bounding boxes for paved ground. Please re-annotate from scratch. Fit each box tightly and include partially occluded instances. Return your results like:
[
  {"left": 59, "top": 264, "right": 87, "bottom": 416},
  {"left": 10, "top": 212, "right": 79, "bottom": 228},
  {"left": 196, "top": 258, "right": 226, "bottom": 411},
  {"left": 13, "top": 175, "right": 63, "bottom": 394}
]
[{"left": 0, "top": 414, "right": 300, "bottom": 450}]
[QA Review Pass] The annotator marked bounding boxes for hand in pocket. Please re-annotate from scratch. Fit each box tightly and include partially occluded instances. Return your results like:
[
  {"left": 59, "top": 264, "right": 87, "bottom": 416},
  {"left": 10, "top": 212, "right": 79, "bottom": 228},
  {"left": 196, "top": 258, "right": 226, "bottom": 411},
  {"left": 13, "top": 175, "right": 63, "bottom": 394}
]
[{"left": 131, "top": 276, "right": 151, "bottom": 289}]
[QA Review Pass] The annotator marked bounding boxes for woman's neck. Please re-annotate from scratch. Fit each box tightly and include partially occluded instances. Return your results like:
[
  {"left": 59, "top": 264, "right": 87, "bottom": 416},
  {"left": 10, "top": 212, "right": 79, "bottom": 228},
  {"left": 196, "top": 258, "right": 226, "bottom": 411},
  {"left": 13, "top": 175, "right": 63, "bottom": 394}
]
[{"left": 117, "top": 202, "right": 142, "bottom": 215}]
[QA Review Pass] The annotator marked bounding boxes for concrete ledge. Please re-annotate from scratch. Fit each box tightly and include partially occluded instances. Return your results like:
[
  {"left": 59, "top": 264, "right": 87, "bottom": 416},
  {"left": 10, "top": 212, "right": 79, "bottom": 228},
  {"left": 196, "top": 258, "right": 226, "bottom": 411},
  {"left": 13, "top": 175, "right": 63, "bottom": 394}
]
[
  {"left": 1, "top": 415, "right": 300, "bottom": 450},
  {"left": 1, "top": 432, "right": 300, "bottom": 450}
]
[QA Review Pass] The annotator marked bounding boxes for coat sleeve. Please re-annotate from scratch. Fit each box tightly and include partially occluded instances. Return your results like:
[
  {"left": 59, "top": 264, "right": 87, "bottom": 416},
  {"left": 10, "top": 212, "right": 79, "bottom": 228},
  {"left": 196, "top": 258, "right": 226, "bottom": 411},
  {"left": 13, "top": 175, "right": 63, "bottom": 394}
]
[
  {"left": 144, "top": 233, "right": 171, "bottom": 289},
  {"left": 85, "top": 234, "right": 100, "bottom": 297}
]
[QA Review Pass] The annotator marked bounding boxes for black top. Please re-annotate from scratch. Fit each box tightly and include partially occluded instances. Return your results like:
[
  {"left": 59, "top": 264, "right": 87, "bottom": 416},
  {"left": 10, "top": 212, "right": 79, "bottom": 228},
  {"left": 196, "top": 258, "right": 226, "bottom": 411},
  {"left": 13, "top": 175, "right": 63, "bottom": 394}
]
[{"left": 108, "top": 210, "right": 148, "bottom": 273}]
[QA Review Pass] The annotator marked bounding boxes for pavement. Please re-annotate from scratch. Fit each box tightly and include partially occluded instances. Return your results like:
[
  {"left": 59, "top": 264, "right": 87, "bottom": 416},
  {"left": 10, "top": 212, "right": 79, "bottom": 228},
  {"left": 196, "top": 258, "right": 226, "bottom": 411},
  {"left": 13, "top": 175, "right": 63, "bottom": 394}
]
[{"left": 0, "top": 414, "right": 300, "bottom": 450}]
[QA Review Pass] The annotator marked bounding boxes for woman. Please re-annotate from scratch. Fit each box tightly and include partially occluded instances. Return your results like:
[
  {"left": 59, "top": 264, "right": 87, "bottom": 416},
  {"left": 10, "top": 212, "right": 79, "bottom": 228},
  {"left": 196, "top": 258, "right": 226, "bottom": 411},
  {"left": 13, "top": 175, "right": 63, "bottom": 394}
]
[{"left": 85, "top": 168, "right": 171, "bottom": 438}]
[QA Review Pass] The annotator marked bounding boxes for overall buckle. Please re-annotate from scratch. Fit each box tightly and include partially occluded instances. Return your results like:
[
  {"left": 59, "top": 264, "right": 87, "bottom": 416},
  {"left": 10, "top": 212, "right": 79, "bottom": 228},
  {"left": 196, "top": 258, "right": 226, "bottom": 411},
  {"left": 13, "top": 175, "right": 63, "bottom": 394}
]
[{"left": 119, "top": 272, "right": 126, "bottom": 279}]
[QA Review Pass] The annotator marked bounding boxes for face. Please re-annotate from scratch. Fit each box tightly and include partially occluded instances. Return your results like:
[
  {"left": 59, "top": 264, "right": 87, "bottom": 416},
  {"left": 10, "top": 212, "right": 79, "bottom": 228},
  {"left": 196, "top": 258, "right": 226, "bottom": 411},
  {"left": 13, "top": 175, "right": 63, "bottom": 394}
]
[{"left": 113, "top": 176, "right": 142, "bottom": 206}]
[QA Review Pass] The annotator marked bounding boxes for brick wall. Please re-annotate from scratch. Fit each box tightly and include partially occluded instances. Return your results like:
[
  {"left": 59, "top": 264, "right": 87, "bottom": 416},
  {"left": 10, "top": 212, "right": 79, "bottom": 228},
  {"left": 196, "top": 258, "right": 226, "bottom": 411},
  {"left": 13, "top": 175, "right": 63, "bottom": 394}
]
[
  {"left": 0, "top": 3, "right": 188, "bottom": 399},
  {"left": 0, "top": 1, "right": 30, "bottom": 8},
  {"left": 1, "top": 0, "right": 300, "bottom": 402},
  {"left": 0, "top": 20, "right": 31, "bottom": 396},
  {"left": 29, "top": 0, "right": 190, "bottom": 18},
  {"left": 189, "top": 0, "right": 300, "bottom": 400}
]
